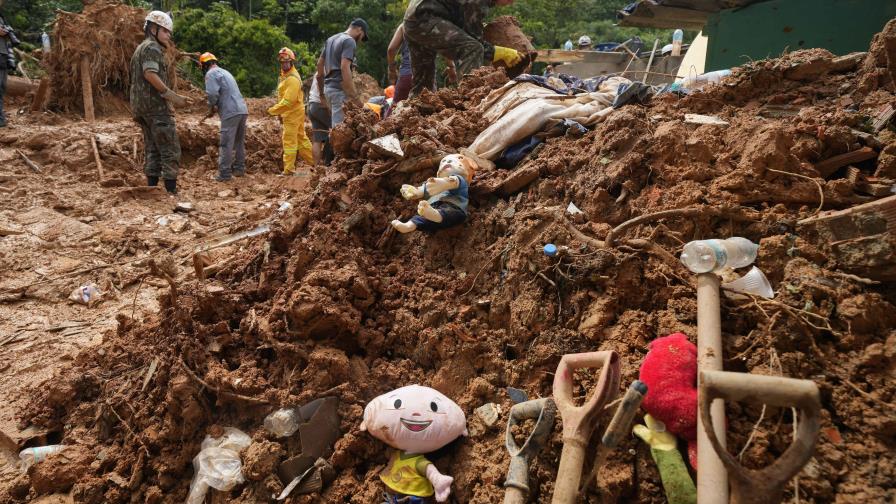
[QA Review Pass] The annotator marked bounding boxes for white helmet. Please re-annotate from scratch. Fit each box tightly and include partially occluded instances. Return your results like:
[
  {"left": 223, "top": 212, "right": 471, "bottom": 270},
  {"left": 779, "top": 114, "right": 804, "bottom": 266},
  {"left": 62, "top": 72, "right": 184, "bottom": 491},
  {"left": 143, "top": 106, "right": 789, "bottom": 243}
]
[
  {"left": 578, "top": 35, "right": 592, "bottom": 47},
  {"left": 144, "top": 11, "right": 173, "bottom": 33}
]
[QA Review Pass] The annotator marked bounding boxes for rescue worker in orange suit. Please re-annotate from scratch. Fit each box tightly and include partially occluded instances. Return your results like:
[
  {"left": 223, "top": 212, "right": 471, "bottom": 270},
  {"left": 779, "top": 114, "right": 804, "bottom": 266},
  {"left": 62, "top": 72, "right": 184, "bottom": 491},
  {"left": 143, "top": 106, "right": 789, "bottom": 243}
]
[{"left": 267, "top": 47, "right": 313, "bottom": 175}]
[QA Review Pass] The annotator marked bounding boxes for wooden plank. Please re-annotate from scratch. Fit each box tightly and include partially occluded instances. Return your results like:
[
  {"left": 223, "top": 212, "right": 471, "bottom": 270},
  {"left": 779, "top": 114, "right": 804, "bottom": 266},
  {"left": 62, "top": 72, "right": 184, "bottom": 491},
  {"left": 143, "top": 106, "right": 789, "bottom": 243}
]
[
  {"left": 90, "top": 135, "right": 104, "bottom": 179},
  {"left": 535, "top": 50, "right": 587, "bottom": 63},
  {"left": 798, "top": 194, "right": 896, "bottom": 238},
  {"left": 5, "top": 76, "right": 37, "bottom": 97},
  {"left": 813, "top": 147, "right": 877, "bottom": 178},
  {"left": 617, "top": 3, "right": 709, "bottom": 30},
  {"left": 80, "top": 56, "right": 95, "bottom": 122},
  {"left": 871, "top": 104, "right": 894, "bottom": 132}
]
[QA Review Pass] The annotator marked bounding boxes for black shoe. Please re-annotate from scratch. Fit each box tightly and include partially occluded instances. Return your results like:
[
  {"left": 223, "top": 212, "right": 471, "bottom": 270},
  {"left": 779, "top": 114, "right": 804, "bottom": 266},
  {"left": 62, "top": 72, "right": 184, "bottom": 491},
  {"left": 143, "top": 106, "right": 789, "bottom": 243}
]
[
  {"left": 163, "top": 179, "right": 177, "bottom": 194},
  {"left": 214, "top": 174, "right": 232, "bottom": 182},
  {"left": 147, "top": 176, "right": 159, "bottom": 187}
]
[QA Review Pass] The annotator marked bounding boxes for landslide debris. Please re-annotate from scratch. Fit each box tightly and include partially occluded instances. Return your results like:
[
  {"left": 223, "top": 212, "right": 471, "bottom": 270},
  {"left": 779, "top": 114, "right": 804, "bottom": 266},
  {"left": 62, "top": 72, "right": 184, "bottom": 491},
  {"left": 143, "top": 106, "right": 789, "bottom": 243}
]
[{"left": 7, "top": 22, "right": 896, "bottom": 504}]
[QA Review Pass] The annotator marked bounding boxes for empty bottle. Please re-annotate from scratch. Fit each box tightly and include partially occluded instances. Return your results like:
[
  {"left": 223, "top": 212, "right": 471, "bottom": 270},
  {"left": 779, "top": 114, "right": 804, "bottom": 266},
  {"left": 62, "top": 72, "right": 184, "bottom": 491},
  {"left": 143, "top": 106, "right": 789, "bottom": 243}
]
[
  {"left": 672, "top": 29, "right": 683, "bottom": 56},
  {"left": 680, "top": 237, "right": 759, "bottom": 273},
  {"left": 19, "top": 445, "right": 67, "bottom": 469}
]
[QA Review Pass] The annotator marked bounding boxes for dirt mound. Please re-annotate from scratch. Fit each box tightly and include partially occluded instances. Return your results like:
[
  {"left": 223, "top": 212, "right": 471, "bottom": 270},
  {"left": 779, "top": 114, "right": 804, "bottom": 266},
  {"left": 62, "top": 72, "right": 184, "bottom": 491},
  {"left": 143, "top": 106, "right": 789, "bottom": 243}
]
[{"left": 7, "top": 29, "right": 896, "bottom": 504}]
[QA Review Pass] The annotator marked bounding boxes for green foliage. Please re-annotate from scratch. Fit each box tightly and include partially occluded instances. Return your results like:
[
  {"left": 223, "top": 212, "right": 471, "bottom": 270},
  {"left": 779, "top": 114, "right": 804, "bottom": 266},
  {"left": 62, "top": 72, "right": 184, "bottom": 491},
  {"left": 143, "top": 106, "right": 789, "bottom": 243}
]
[
  {"left": 310, "top": 0, "right": 403, "bottom": 85},
  {"left": 174, "top": 4, "right": 314, "bottom": 97},
  {"left": 495, "top": 0, "right": 675, "bottom": 49},
  {"left": 1, "top": 0, "right": 83, "bottom": 36}
]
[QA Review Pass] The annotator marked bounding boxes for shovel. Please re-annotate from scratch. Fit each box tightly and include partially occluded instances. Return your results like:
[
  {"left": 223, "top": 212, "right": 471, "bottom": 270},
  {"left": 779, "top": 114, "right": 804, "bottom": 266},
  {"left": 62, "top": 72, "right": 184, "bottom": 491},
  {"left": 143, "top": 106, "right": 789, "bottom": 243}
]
[
  {"left": 504, "top": 397, "right": 557, "bottom": 504},
  {"left": 551, "top": 351, "right": 621, "bottom": 504},
  {"left": 698, "top": 370, "right": 821, "bottom": 504}
]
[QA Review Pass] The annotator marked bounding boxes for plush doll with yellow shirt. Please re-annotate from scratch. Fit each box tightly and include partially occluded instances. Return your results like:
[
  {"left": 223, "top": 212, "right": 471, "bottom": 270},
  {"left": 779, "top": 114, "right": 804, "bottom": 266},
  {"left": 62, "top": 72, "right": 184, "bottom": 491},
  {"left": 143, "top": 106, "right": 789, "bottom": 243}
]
[{"left": 361, "top": 385, "right": 467, "bottom": 503}]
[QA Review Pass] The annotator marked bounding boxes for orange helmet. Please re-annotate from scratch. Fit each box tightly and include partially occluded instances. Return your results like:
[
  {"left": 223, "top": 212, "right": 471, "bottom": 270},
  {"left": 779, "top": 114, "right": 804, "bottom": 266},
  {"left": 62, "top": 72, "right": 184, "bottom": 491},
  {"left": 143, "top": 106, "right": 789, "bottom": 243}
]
[
  {"left": 199, "top": 52, "right": 217, "bottom": 65},
  {"left": 278, "top": 47, "right": 296, "bottom": 61},
  {"left": 385, "top": 85, "right": 395, "bottom": 99}
]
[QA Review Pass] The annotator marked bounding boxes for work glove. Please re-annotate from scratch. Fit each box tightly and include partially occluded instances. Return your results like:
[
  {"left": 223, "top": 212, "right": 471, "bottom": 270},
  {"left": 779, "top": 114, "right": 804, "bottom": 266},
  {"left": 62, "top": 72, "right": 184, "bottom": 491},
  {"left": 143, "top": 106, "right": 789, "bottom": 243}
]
[
  {"left": 400, "top": 184, "right": 422, "bottom": 200},
  {"left": 161, "top": 88, "right": 190, "bottom": 108},
  {"left": 633, "top": 415, "right": 696, "bottom": 504},
  {"left": 493, "top": 46, "right": 523, "bottom": 67}
]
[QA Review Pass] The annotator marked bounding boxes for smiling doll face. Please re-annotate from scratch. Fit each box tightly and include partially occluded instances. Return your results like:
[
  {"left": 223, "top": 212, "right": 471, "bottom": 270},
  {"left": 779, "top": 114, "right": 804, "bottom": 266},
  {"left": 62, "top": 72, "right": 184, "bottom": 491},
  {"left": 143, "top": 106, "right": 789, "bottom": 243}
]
[{"left": 361, "top": 385, "right": 467, "bottom": 454}]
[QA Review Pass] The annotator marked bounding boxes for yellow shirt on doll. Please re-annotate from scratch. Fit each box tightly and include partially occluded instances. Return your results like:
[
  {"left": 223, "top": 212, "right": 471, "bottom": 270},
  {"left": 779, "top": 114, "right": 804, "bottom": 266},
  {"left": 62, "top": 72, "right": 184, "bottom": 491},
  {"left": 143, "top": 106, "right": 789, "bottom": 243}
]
[{"left": 380, "top": 449, "right": 434, "bottom": 497}]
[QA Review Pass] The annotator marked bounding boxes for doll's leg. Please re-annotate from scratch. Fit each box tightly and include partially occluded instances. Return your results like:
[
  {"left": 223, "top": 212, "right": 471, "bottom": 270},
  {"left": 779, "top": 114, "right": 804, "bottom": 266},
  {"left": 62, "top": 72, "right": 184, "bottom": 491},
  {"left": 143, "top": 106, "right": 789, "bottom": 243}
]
[
  {"left": 391, "top": 219, "right": 418, "bottom": 233},
  {"left": 417, "top": 200, "right": 443, "bottom": 222}
]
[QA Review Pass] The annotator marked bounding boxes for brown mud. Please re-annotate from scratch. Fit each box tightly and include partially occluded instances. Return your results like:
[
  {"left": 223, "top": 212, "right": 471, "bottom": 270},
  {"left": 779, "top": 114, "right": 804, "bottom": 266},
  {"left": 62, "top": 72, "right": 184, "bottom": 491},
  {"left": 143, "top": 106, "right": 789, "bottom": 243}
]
[{"left": 2, "top": 16, "right": 896, "bottom": 504}]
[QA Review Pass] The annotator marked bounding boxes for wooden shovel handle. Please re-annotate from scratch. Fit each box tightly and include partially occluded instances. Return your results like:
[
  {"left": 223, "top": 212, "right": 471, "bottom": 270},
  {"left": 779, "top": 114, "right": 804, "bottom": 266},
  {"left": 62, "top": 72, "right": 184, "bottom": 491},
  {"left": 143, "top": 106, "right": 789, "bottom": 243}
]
[{"left": 552, "top": 351, "right": 621, "bottom": 443}]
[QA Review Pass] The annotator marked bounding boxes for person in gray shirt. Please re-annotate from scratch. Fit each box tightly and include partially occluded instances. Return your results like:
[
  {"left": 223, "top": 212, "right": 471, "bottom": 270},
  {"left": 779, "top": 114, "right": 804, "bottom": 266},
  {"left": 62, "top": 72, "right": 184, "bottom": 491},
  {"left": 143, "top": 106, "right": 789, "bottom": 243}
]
[
  {"left": 316, "top": 18, "right": 368, "bottom": 126},
  {"left": 200, "top": 52, "right": 249, "bottom": 181}
]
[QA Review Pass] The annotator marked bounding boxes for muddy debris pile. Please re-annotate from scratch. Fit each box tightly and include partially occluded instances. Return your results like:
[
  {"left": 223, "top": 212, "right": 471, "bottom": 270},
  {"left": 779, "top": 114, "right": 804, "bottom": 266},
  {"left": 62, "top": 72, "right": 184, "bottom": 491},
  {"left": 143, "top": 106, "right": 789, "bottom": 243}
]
[
  {"left": 46, "top": 0, "right": 183, "bottom": 113},
  {"left": 7, "top": 23, "right": 896, "bottom": 504}
]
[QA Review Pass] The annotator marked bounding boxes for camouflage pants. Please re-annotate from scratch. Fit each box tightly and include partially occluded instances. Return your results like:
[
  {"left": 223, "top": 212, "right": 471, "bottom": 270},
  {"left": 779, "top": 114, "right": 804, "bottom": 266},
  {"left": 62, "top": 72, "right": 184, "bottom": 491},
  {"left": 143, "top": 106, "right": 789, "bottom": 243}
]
[
  {"left": 136, "top": 114, "right": 181, "bottom": 180},
  {"left": 404, "top": 15, "right": 494, "bottom": 98}
]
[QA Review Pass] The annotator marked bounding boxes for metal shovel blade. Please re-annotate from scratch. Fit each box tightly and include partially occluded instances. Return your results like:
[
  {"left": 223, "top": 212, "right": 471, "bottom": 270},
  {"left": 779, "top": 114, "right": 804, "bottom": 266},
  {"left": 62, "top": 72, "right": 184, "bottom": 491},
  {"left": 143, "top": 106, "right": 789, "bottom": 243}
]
[
  {"left": 504, "top": 397, "right": 557, "bottom": 504},
  {"left": 698, "top": 370, "right": 821, "bottom": 504}
]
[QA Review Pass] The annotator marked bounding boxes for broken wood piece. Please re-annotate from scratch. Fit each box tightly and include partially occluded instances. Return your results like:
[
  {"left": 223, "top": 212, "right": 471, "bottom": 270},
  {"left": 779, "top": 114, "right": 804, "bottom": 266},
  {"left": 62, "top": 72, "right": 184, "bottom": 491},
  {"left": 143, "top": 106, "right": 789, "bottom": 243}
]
[
  {"left": 30, "top": 77, "right": 50, "bottom": 112},
  {"left": 366, "top": 134, "right": 404, "bottom": 159},
  {"left": 15, "top": 149, "right": 42, "bottom": 172},
  {"left": 685, "top": 113, "right": 729, "bottom": 126},
  {"left": 91, "top": 135, "right": 104, "bottom": 179},
  {"left": 813, "top": 147, "right": 877, "bottom": 178},
  {"left": 5, "top": 76, "right": 37, "bottom": 97},
  {"left": 830, "top": 52, "right": 866, "bottom": 73},
  {"left": 500, "top": 164, "right": 540, "bottom": 196},
  {"left": 395, "top": 153, "right": 445, "bottom": 174},
  {"left": 850, "top": 128, "right": 882, "bottom": 149},
  {"left": 798, "top": 194, "right": 896, "bottom": 238},
  {"left": 758, "top": 104, "right": 801, "bottom": 118},
  {"left": 196, "top": 224, "right": 271, "bottom": 253},
  {"left": 798, "top": 195, "right": 896, "bottom": 281},
  {"left": 80, "top": 56, "right": 95, "bottom": 122},
  {"left": 871, "top": 104, "right": 894, "bottom": 132},
  {"left": 141, "top": 357, "right": 159, "bottom": 392}
]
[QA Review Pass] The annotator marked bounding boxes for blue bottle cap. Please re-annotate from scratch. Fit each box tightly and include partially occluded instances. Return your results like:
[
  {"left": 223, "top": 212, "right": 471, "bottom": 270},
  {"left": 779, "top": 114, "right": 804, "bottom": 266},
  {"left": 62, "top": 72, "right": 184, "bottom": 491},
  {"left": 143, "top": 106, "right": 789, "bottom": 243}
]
[{"left": 543, "top": 244, "right": 558, "bottom": 256}]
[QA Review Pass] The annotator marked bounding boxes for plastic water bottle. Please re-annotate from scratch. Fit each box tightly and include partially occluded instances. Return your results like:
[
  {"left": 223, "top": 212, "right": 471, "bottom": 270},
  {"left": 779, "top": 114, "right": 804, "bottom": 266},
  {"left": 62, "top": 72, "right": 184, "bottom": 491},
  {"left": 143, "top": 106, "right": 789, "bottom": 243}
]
[
  {"left": 680, "top": 237, "right": 759, "bottom": 273},
  {"left": 19, "top": 445, "right": 67, "bottom": 469},
  {"left": 672, "top": 29, "right": 683, "bottom": 56}
]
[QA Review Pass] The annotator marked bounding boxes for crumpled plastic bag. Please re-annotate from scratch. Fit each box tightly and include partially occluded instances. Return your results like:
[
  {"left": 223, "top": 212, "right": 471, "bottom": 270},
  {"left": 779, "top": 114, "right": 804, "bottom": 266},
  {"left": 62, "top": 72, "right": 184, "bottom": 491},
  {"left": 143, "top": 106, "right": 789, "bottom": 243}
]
[{"left": 186, "top": 427, "right": 251, "bottom": 504}]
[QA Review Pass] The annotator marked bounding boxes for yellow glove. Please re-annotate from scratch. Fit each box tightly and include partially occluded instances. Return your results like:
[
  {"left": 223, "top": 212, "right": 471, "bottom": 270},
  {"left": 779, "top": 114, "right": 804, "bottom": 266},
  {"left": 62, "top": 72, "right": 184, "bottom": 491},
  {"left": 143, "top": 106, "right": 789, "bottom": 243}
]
[{"left": 493, "top": 46, "right": 523, "bottom": 67}]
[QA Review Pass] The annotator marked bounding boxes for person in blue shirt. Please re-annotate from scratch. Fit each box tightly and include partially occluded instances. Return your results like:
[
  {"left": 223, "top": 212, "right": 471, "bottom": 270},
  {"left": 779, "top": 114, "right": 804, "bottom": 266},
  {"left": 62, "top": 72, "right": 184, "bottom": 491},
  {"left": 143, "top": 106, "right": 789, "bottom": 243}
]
[
  {"left": 391, "top": 154, "right": 476, "bottom": 233},
  {"left": 200, "top": 52, "right": 249, "bottom": 181}
]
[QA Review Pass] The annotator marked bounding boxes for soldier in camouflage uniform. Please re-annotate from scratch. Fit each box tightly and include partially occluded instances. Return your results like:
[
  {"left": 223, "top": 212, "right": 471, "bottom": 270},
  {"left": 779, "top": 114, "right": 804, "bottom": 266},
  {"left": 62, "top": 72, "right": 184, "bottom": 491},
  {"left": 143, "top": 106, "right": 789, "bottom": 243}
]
[
  {"left": 402, "top": 0, "right": 523, "bottom": 97},
  {"left": 129, "top": 11, "right": 189, "bottom": 194}
]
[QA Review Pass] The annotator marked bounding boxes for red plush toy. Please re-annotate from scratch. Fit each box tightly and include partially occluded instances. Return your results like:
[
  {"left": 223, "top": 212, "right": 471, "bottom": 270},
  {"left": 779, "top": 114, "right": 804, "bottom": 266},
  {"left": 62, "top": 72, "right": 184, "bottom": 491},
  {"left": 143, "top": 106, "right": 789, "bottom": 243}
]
[{"left": 638, "top": 332, "right": 698, "bottom": 469}]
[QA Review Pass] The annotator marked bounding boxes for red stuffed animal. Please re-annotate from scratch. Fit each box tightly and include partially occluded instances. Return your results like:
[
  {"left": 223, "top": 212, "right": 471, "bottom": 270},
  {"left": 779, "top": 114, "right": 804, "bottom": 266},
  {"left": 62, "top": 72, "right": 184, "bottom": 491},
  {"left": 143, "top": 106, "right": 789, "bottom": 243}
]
[{"left": 638, "top": 332, "right": 698, "bottom": 469}]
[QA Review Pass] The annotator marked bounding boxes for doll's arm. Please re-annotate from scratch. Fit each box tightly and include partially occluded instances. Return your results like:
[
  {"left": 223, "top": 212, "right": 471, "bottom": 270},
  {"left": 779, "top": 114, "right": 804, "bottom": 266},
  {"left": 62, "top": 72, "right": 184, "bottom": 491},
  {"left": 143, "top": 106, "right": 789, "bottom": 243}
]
[
  {"left": 400, "top": 184, "right": 425, "bottom": 200},
  {"left": 424, "top": 175, "right": 460, "bottom": 195},
  {"left": 424, "top": 463, "right": 454, "bottom": 503}
]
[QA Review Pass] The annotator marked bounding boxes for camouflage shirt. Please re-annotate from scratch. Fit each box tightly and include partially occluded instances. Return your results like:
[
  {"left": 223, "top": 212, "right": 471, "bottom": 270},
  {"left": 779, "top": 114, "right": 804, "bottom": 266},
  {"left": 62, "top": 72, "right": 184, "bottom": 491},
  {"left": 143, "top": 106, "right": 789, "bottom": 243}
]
[{"left": 129, "top": 37, "right": 170, "bottom": 117}]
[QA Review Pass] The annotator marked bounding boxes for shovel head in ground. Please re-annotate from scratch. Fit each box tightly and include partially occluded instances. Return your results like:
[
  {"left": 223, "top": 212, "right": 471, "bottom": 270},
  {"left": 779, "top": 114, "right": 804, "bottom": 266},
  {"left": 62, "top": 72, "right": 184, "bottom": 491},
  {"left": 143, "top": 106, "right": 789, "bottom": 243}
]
[
  {"left": 698, "top": 370, "right": 821, "bottom": 504},
  {"left": 504, "top": 397, "right": 557, "bottom": 504}
]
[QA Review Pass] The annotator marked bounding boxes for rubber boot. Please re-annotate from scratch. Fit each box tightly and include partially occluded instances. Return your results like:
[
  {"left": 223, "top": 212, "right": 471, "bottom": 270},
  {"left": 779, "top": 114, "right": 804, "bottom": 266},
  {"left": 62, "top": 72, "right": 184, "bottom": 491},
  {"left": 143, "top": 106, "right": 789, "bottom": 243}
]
[
  {"left": 147, "top": 176, "right": 159, "bottom": 187},
  {"left": 163, "top": 179, "right": 177, "bottom": 194}
]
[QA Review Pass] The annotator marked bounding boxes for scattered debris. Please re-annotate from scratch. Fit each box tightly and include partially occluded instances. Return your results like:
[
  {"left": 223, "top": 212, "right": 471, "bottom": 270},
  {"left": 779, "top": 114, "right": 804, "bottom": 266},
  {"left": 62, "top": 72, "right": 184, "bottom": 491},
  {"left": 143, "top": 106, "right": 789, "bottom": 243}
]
[{"left": 684, "top": 113, "right": 729, "bottom": 126}]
